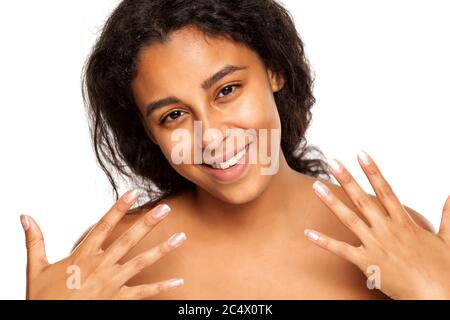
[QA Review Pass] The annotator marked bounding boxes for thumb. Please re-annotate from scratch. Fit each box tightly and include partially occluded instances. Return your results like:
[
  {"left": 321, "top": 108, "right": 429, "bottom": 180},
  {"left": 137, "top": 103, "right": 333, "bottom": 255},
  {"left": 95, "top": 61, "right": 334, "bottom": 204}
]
[
  {"left": 438, "top": 195, "right": 450, "bottom": 241},
  {"left": 21, "top": 215, "right": 49, "bottom": 279}
]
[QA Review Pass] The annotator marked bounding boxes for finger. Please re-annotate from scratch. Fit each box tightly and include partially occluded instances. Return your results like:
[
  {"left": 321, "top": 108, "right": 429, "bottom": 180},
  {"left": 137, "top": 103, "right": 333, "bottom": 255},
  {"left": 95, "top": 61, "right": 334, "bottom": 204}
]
[
  {"left": 102, "top": 204, "right": 171, "bottom": 265},
  {"left": 328, "top": 158, "right": 388, "bottom": 227},
  {"left": 118, "top": 278, "right": 184, "bottom": 299},
  {"left": 79, "top": 189, "right": 140, "bottom": 254},
  {"left": 438, "top": 195, "right": 450, "bottom": 241},
  {"left": 356, "top": 150, "right": 411, "bottom": 224},
  {"left": 312, "top": 180, "right": 373, "bottom": 246},
  {"left": 21, "top": 215, "right": 49, "bottom": 279},
  {"left": 304, "top": 228, "right": 365, "bottom": 267},
  {"left": 114, "top": 232, "right": 187, "bottom": 285}
]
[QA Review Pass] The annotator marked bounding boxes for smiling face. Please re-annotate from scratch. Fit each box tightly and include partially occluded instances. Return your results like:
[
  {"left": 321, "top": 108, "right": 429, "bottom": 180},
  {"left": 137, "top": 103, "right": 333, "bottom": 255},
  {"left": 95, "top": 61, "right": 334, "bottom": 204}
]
[{"left": 131, "top": 26, "right": 285, "bottom": 204}]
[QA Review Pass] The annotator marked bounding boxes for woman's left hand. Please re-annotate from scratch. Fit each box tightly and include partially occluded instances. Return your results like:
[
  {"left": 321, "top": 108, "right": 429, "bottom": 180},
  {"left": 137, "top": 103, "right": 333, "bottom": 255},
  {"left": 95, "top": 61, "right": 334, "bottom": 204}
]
[{"left": 304, "top": 150, "right": 450, "bottom": 299}]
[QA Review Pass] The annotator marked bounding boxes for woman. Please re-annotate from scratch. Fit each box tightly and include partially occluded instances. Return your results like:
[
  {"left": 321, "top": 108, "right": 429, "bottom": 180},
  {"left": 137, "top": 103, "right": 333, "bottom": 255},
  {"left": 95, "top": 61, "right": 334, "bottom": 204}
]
[{"left": 21, "top": 0, "right": 450, "bottom": 299}]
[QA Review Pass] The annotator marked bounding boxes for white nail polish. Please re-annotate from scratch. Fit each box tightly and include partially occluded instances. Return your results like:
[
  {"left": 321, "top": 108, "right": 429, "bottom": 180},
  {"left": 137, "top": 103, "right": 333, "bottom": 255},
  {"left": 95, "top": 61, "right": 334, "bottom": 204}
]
[
  {"left": 358, "top": 150, "right": 370, "bottom": 165},
  {"left": 168, "top": 232, "right": 187, "bottom": 247},
  {"left": 313, "top": 180, "right": 328, "bottom": 197},
  {"left": 152, "top": 204, "right": 171, "bottom": 220},
  {"left": 124, "top": 189, "right": 140, "bottom": 204},
  {"left": 167, "top": 278, "right": 184, "bottom": 289},
  {"left": 329, "top": 159, "right": 342, "bottom": 173},
  {"left": 20, "top": 215, "right": 30, "bottom": 231},
  {"left": 304, "top": 229, "right": 320, "bottom": 241}
]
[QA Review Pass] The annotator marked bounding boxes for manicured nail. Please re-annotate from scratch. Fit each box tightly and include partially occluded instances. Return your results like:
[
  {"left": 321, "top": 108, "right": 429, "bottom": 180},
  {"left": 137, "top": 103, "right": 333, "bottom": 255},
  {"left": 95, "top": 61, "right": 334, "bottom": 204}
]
[
  {"left": 20, "top": 215, "right": 30, "bottom": 231},
  {"left": 123, "top": 189, "right": 139, "bottom": 204},
  {"left": 304, "top": 229, "right": 320, "bottom": 241},
  {"left": 357, "top": 150, "right": 371, "bottom": 165},
  {"left": 168, "top": 232, "right": 187, "bottom": 247},
  {"left": 313, "top": 180, "right": 329, "bottom": 197},
  {"left": 166, "top": 278, "right": 184, "bottom": 289},
  {"left": 152, "top": 204, "right": 171, "bottom": 220},
  {"left": 328, "top": 159, "right": 343, "bottom": 174}
]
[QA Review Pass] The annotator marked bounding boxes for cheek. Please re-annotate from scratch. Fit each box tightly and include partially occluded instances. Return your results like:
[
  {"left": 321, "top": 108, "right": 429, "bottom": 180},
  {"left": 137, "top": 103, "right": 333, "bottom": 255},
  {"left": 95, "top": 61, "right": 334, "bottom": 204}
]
[
  {"left": 157, "top": 135, "right": 198, "bottom": 178},
  {"left": 159, "top": 137, "right": 187, "bottom": 166},
  {"left": 235, "top": 89, "right": 280, "bottom": 130}
]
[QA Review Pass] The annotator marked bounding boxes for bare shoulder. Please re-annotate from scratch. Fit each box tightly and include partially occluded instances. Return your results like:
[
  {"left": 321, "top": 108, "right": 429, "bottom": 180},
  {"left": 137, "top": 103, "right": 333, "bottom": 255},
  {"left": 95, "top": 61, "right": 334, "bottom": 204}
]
[
  {"left": 292, "top": 174, "right": 389, "bottom": 299},
  {"left": 401, "top": 205, "right": 435, "bottom": 233}
]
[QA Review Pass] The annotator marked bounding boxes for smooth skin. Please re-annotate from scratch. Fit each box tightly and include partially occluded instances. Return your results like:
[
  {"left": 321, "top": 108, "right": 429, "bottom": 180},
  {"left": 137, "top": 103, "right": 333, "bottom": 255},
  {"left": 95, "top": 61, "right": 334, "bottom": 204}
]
[
  {"left": 305, "top": 152, "right": 450, "bottom": 299},
  {"left": 22, "top": 190, "right": 186, "bottom": 299},
  {"left": 22, "top": 25, "right": 448, "bottom": 299},
  {"left": 92, "top": 170, "right": 440, "bottom": 300}
]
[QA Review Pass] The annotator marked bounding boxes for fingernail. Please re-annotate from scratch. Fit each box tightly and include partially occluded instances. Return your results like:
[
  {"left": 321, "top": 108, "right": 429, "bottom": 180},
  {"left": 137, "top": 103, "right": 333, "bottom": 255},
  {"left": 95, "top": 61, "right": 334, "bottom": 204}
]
[
  {"left": 328, "top": 159, "right": 343, "bottom": 174},
  {"left": 20, "top": 214, "right": 30, "bottom": 231},
  {"left": 168, "top": 232, "right": 187, "bottom": 247},
  {"left": 152, "top": 204, "right": 171, "bottom": 220},
  {"left": 304, "top": 229, "right": 320, "bottom": 241},
  {"left": 357, "top": 150, "right": 371, "bottom": 165},
  {"left": 166, "top": 278, "right": 184, "bottom": 289},
  {"left": 313, "top": 180, "right": 329, "bottom": 197},
  {"left": 123, "top": 189, "right": 139, "bottom": 204}
]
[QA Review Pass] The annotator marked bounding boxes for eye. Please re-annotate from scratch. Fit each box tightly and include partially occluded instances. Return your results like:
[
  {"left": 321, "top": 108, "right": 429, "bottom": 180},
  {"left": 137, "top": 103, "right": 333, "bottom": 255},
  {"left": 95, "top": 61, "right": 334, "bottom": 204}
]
[
  {"left": 217, "top": 84, "right": 241, "bottom": 99},
  {"left": 161, "top": 110, "right": 185, "bottom": 123}
]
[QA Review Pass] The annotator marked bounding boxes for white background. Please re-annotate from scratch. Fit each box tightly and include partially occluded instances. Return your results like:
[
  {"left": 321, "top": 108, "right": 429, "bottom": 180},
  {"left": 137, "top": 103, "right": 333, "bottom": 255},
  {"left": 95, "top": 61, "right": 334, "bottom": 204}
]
[{"left": 0, "top": 0, "right": 449, "bottom": 299}]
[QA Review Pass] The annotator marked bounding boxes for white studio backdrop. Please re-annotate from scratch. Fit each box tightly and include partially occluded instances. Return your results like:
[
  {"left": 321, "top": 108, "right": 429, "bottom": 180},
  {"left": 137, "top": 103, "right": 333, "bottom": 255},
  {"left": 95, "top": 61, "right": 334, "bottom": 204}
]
[{"left": 0, "top": 0, "right": 449, "bottom": 299}]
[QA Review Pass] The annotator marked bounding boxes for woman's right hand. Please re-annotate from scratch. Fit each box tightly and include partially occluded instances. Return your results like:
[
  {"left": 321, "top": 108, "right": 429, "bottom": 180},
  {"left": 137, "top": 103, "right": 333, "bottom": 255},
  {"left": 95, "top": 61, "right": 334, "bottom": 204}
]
[{"left": 21, "top": 189, "right": 187, "bottom": 299}]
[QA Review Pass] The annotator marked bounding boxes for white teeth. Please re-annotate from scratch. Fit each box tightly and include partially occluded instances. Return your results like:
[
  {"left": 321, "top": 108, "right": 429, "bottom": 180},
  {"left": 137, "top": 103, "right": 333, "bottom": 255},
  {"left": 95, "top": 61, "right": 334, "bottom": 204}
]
[{"left": 210, "top": 148, "right": 246, "bottom": 170}]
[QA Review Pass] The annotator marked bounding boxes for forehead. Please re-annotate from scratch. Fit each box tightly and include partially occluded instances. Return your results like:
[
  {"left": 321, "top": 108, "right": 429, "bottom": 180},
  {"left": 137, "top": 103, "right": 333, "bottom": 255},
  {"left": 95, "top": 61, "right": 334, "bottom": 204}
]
[{"left": 131, "top": 26, "right": 262, "bottom": 101}]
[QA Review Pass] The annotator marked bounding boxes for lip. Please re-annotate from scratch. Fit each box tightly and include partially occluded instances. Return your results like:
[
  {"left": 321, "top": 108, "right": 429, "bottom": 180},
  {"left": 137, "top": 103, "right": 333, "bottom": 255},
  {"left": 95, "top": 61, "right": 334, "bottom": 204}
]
[
  {"left": 203, "top": 144, "right": 248, "bottom": 165},
  {"left": 197, "top": 142, "right": 252, "bottom": 184}
]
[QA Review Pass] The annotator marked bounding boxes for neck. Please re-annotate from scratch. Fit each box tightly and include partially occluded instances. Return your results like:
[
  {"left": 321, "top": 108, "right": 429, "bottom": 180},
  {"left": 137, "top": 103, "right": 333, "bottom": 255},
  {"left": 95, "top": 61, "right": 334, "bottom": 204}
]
[{"left": 192, "top": 151, "right": 303, "bottom": 235}]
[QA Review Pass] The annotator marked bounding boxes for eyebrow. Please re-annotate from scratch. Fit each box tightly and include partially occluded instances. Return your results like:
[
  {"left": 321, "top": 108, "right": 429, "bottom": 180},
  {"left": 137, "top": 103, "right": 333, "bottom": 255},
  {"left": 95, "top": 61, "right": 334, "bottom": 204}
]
[{"left": 145, "top": 64, "right": 248, "bottom": 117}]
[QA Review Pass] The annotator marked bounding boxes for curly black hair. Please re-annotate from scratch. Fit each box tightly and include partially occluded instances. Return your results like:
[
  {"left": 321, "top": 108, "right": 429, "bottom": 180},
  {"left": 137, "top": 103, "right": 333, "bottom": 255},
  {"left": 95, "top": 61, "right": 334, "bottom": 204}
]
[{"left": 81, "top": 0, "right": 332, "bottom": 206}]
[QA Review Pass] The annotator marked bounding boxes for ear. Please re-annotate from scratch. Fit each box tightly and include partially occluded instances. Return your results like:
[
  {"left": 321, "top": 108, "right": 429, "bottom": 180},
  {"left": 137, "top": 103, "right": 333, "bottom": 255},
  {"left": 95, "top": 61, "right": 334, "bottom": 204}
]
[{"left": 267, "top": 68, "right": 285, "bottom": 93}]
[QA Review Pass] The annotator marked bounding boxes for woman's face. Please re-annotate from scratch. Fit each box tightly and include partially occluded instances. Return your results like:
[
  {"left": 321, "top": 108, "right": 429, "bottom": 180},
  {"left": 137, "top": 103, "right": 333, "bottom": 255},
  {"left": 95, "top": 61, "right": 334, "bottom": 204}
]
[{"left": 131, "top": 26, "right": 284, "bottom": 204}]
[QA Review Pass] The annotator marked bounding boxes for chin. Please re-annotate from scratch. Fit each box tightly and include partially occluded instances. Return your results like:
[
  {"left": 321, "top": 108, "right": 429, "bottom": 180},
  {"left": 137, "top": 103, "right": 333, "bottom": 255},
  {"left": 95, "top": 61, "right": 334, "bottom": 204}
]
[{"left": 199, "top": 170, "right": 272, "bottom": 205}]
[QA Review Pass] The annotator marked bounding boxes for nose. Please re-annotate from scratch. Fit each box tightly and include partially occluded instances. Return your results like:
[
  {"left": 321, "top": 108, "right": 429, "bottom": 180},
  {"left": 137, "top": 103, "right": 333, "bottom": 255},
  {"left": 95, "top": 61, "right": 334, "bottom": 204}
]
[{"left": 193, "top": 108, "right": 228, "bottom": 151}]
